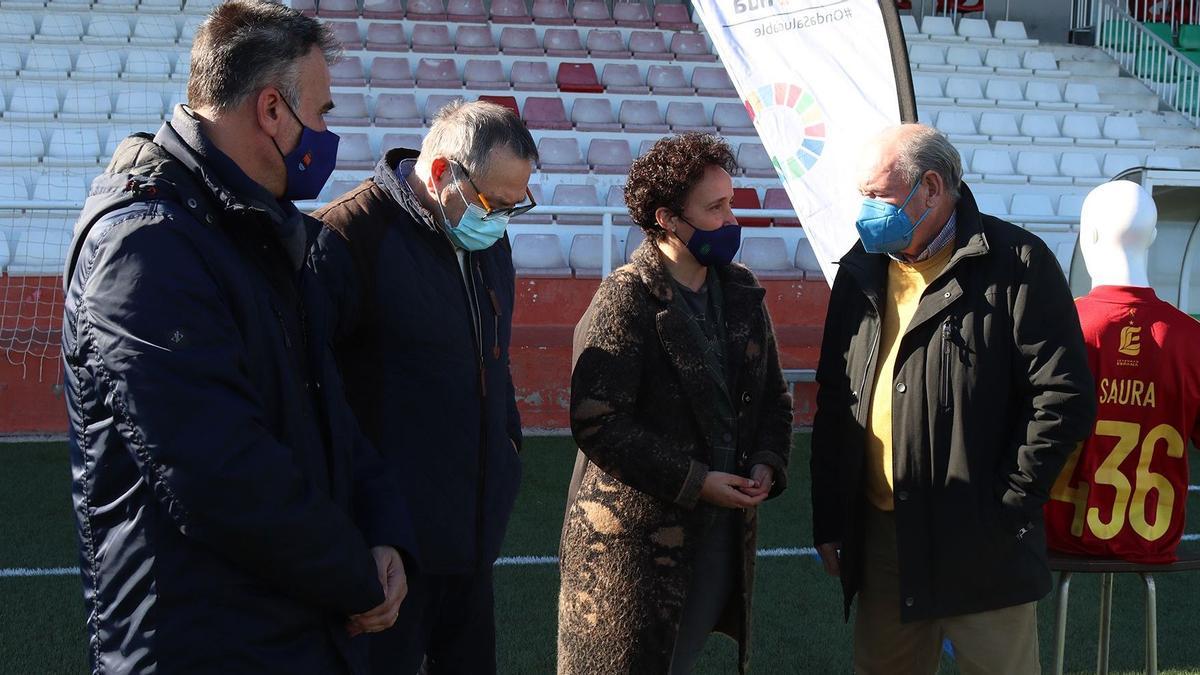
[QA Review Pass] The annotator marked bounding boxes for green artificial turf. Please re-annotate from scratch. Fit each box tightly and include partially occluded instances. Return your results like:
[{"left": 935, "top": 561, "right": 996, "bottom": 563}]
[{"left": 2, "top": 436, "right": 1199, "bottom": 674}]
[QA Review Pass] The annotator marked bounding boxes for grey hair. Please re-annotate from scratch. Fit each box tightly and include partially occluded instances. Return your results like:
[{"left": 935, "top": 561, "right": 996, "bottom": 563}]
[
  {"left": 188, "top": 0, "right": 340, "bottom": 112},
  {"left": 418, "top": 100, "right": 539, "bottom": 179},
  {"left": 894, "top": 125, "right": 963, "bottom": 200}
]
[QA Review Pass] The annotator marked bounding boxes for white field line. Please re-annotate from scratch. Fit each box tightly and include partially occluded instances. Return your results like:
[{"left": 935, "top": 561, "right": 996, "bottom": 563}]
[
  {"left": 15, "top": 542, "right": 1200, "bottom": 577},
  {"left": 1190, "top": 485, "right": 1199, "bottom": 492}
]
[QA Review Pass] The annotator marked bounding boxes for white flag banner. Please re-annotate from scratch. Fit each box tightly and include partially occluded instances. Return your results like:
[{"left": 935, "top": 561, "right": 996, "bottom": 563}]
[{"left": 691, "top": 0, "right": 915, "bottom": 283}]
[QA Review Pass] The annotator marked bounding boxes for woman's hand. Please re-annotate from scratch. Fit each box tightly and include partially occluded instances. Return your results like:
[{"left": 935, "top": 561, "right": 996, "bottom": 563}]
[
  {"left": 699, "top": 471, "right": 768, "bottom": 509},
  {"left": 737, "top": 464, "right": 774, "bottom": 499}
]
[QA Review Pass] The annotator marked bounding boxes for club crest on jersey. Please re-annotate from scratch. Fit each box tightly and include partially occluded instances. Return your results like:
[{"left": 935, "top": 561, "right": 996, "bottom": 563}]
[{"left": 1118, "top": 325, "right": 1142, "bottom": 357}]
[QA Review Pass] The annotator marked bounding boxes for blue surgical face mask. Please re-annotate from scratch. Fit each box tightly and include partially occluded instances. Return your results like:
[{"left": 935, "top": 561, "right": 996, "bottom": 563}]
[
  {"left": 272, "top": 96, "right": 339, "bottom": 201},
  {"left": 855, "top": 180, "right": 932, "bottom": 254},
  {"left": 677, "top": 216, "right": 742, "bottom": 267},
  {"left": 436, "top": 171, "right": 510, "bottom": 251}
]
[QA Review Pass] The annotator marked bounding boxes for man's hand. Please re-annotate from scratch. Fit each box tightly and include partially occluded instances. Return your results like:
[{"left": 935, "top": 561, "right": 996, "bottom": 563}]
[
  {"left": 737, "top": 464, "right": 774, "bottom": 499},
  {"left": 347, "top": 546, "right": 408, "bottom": 637},
  {"left": 699, "top": 471, "right": 768, "bottom": 509},
  {"left": 817, "top": 542, "right": 842, "bottom": 577}
]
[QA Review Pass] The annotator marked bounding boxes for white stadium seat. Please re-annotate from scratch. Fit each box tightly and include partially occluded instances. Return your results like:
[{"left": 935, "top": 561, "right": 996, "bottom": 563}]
[
  {"left": 1020, "top": 113, "right": 1063, "bottom": 142},
  {"left": 739, "top": 237, "right": 800, "bottom": 280},
  {"left": 974, "top": 192, "right": 1011, "bottom": 216},
  {"left": 979, "top": 111, "right": 1029, "bottom": 143},
  {"left": 568, "top": 234, "right": 622, "bottom": 279},
  {"left": 1103, "top": 153, "right": 1144, "bottom": 177},
  {"left": 1063, "top": 114, "right": 1113, "bottom": 146},
  {"left": 46, "top": 128, "right": 103, "bottom": 167},
  {"left": 985, "top": 80, "right": 1034, "bottom": 108},
  {"left": 971, "top": 149, "right": 1024, "bottom": 183},
  {"left": 36, "top": 14, "right": 86, "bottom": 43},
  {"left": 512, "top": 234, "right": 571, "bottom": 278},
  {"left": 946, "top": 78, "right": 991, "bottom": 107},
  {"left": 1060, "top": 152, "right": 1105, "bottom": 185},
  {"left": 74, "top": 48, "right": 124, "bottom": 79},
  {"left": 1102, "top": 117, "right": 1155, "bottom": 148},
  {"left": 8, "top": 222, "right": 74, "bottom": 276},
  {"left": 1018, "top": 150, "right": 1072, "bottom": 185},
  {"left": 6, "top": 83, "right": 60, "bottom": 120}
]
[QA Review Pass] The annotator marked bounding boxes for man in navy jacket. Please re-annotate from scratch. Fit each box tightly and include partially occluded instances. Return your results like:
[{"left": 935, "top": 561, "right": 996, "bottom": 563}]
[
  {"left": 62, "top": 2, "right": 413, "bottom": 672},
  {"left": 311, "top": 100, "right": 536, "bottom": 673}
]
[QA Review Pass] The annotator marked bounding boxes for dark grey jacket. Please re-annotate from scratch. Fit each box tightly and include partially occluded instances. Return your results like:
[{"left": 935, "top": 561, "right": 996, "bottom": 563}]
[{"left": 810, "top": 184, "right": 1097, "bottom": 622}]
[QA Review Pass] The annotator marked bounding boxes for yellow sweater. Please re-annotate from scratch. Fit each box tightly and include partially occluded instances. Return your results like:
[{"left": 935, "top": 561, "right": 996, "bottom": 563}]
[{"left": 864, "top": 242, "right": 956, "bottom": 511}]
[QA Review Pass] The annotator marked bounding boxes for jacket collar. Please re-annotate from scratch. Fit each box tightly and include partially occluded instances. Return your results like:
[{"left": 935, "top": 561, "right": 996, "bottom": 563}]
[
  {"left": 837, "top": 182, "right": 990, "bottom": 305},
  {"left": 373, "top": 147, "right": 443, "bottom": 235},
  {"left": 152, "top": 105, "right": 307, "bottom": 269}
]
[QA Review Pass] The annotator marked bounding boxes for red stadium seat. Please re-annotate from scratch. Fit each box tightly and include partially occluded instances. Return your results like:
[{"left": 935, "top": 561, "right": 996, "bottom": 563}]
[
  {"left": 414, "top": 58, "right": 462, "bottom": 88},
  {"left": 411, "top": 23, "right": 453, "bottom": 53},
  {"left": 654, "top": 3, "right": 697, "bottom": 30},
  {"left": 586, "top": 29, "right": 630, "bottom": 58},
  {"left": 588, "top": 139, "right": 634, "bottom": 174},
  {"left": 489, "top": 0, "right": 530, "bottom": 23},
  {"left": 447, "top": 0, "right": 486, "bottom": 21},
  {"left": 572, "top": 98, "right": 621, "bottom": 132},
  {"left": 613, "top": 2, "right": 654, "bottom": 28},
  {"left": 512, "top": 60, "right": 555, "bottom": 91},
  {"left": 463, "top": 59, "right": 507, "bottom": 89},
  {"left": 573, "top": 0, "right": 614, "bottom": 26},
  {"left": 330, "top": 56, "right": 366, "bottom": 86},
  {"left": 374, "top": 93, "right": 422, "bottom": 127},
  {"left": 455, "top": 25, "right": 498, "bottom": 53},
  {"left": 763, "top": 188, "right": 800, "bottom": 226},
  {"left": 407, "top": 0, "right": 448, "bottom": 21},
  {"left": 478, "top": 94, "right": 519, "bottom": 117},
  {"left": 500, "top": 27, "right": 543, "bottom": 55},
  {"left": 671, "top": 33, "right": 716, "bottom": 62},
  {"left": 556, "top": 62, "right": 603, "bottom": 93},
  {"left": 629, "top": 30, "right": 671, "bottom": 60},
  {"left": 362, "top": 0, "right": 403, "bottom": 18},
  {"left": 538, "top": 138, "right": 589, "bottom": 173},
  {"left": 647, "top": 65, "right": 692, "bottom": 95},
  {"left": 326, "top": 21, "right": 362, "bottom": 50},
  {"left": 316, "top": 0, "right": 358, "bottom": 18},
  {"left": 327, "top": 93, "right": 370, "bottom": 127},
  {"left": 545, "top": 28, "right": 587, "bottom": 57},
  {"left": 369, "top": 57, "right": 415, "bottom": 88},
  {"left": 732, "top": 188, "right": 769, "bottom": 227},
  {"left": 531, "top": 0, "right": 572, "bottom": 24},
  {"left": 601, "top": 63, "right": 648, "bottom": 94}
]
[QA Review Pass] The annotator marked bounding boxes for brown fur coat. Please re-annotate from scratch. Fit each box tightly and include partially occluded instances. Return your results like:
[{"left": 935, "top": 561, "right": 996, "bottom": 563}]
[{"left": 558, "top": 242, "right": 793, "bottom": 674}]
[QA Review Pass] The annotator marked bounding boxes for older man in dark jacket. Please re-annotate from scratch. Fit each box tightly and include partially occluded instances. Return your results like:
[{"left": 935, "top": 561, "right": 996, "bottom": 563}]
[
  {"left": 310, "top": 100, "right": 536, "bottom": 674},
  {"left": 810, "top": 124, "right": 1096, "bottom": 674},
  {"left": 62, "top": 3, "right": 413, "bottom": 673}
]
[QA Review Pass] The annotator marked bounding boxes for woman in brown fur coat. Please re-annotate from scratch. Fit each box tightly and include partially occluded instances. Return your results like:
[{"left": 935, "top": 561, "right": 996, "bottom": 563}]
[{"left": 558, "top": 134, "right": 794, "bottom": 674}]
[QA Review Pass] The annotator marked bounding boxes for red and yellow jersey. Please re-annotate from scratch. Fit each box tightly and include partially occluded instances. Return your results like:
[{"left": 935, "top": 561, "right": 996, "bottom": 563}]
[{"left": 1045, "top": 285, "right": 1200, "bottom": 563}]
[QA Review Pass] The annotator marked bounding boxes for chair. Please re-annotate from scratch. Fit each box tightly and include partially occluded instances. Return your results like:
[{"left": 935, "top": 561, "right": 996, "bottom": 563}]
[
  {"left": 326, "top": 21, "right": 362, "bottom": 50},
  {"left": 111, "top": 90, "right": 164, "bottom": 120},
  {"left": 123, "top": 51, "right": 174, "bottom": 80},
  {"left": 913, "top": 76, "right": 953, "bottom": 105},
  {"left": 1026, "top": 82, "right": 1071, "bottom": 110},
  {"left": 602, "top": 63, "right": 648, "bottom": 94},
  {"left": 613, "top": 2, "right": 654, "bottom": 28},
  {"left": 70, "top": 47, "right": 123, "bottom": 80},
  {"left": 407, "top": 0, "right": 448, "bottom": 21},
  {"left": 415, "top": 58, "right": 462, "bottom": 88},
  {"left": 957, "top": 18, "right": 997, "bottom": 43},
  {"left": 605, "top": 185, "right": 633, "bottom": 225},
  {"left": 654, "top": 3, "right": 697, "bottom": 31},
  {"left": 587, "top": 30, "right": 630, "bottom": 59},
  {"left": 500, "top": 27, "right": 542, "bottom": 56},
  {"left": 973, "top": 192, "right": 1010, "bottom": 216},
  {"left": 900, "top": 14, "right": 922, "bottom": 39},
  {"left": 381, "top": 133, "right": 423, "bottom": 152},
  {"left": 666, "top": 102, "right": 715, "bottom": 133},
  {"left": 0, "top": 46, "right": 22, "bottom": 78},
  {"left": 1061, "top": 114, "right": 1107, "bottom": 145},
  {"left": 84, "top": 15, "right": 133, "bottom": 44},
  {"left": 46, "top": 128, "right": 102, "bottom": 166},
  {"left": 537, "top": 138, "right": 588, "bottom": 173},
  {"left": 985, "top": 80, "right": 1033, "bottom": 108},
  {"left": 1009, "top": 194, "right": 1056, "bottom": 218},
  {"left": 512, "top": 234, "right": 572, "bottom": 278},
  {"left": 732, "top": 187, "right": 768, "bottom": 227},
  {"left": 763, "top": 188, "right": 799, "bottom": 226},
  {"left": 909, "top": 44, "right": 953, "bottom": 72},
  {"left": 629, "top": 30, "right": 671, "bottom": 60},
  {"left": 737, "top": 144, "right": 776, "bottom": 179},
  {"left": 316, "top": 0, "right": 359, "bottom": 17},
  {"left": 619, "top": 100, "right": 668, "bottom": 133},
  {"left": 1019, "top": 114, "right": 1061, "bottom": 142},
  {"left": 1146, "top": 154, "right": 1182, "bottom": 169},
  {"left": 7, "top": 83, "right": 59, "bottom": 120},
  {"left": 9, "top": 226, "right": 73, "bottom": 276},
  {"left": 455, "top": 25, "right": 498, "bottom": 54},
  {"left": 935, "top": 110, "right": 986, "bottom": 142},
  {"left": 947, "top": 46, "right": 989, "bottom": 74},
  {"left": 1023, "top": 50, "right": 1062, "bottom": 74},
  {"left": 545, "top": 28, "right": 587, "bottom": 57},
  {"left": 1059, "top": 152, "right": 1104, "bottom": 185},
  {"left": 511, "top": 61, "right": 555, "bottom": 91},
  {"left": 489, "top": 0, "right": 531, "bottom": 23},
  {"left": 523, "top": 97, "right": 571, "bottom": 130},
  {"left": 180, "top": 15, "right": 204, "bottom": 41},
  {"left": 647, "top": 65, "right": 692, "bottom": 95},
  {"left": 1017, "top": 151, "right": 1071, "bottom": 185},
  {"left": 446, "top": 0, "right": 486, "bottom": 20},
  {"left": 588, "top": 139, "right": 634, "bottom": 174},
  {"left": 374, "top": 93, "right": 422, "bottom": 127},
  {"left": 531, "top": 0, "right": 572, "bottom": 24},
  {"left": 36, "top": 14, "right": 85, "bottom": 43},
  {"left": 714, "top": 103, "right": 754, "bottom": 135},
  {"left": 572, "top": 99, "right": 621, "bottom": 132},
  {"left": 24, "top": 46, "right": 73, "bottom": 78},
  {"left": 985, "top": 49, "right": 1029, "bottom": 75},
  {"left": 1064, "top": 83, "right": 1112, "bottom": 112},
  {"left": 411, "top": 24, "right": 454, "bottom": 53},
  {"left": 0, "top": 11, "right": 36, "bottom": 40},
  {"left": 132, "top": 16, "right": 179, "bottom": 45},
  {"left": 330, "top": 56, "right": 367, "bottom": 86},
  {"left": 173, "top": 52, "right": 191, "bottom": 81},
  {"left": 94, "top": 0, "right": 138, "bottom": 11},
  {"left": 0, "top": 173, "right": 28, "bottom": 200},
  {"left": 978, "top": 112, "right": 1027, "bottom": 143},
  {"left": 370, "top": 57, "right": 415, "bottom": 88},
  {"left": 920, "top": 15, "right": 961, "bottom": 41},
  {"left": 365, "top": 23, "right": 409, "bottom": 51},
  {"left": 327, "top": 93, "right": 371, "bottom": 126},
  {"left": 463, "top": 59, "right": 507, "bottom": 90},
  {"left": 693, "top": 67, "right": 737, "bottom": 97},
  {"left": 574, "top": 0, "right": 614, "bottom": 25},
  {"left": 1056, "top": 193, "right": 1085, "bottom": 219},
  {"left": 60, "top": 85, "right": 114, "bottom": 122},
  {"left": 1102, "top": 117, "right": 1154, "bottom": 148},
  {"left": 424, "top": 94, "right": 463, "bottom": 122},
  {"left": 477, "top": 94, "right": 518, "bottom": 116},
  {"left": 335, "top": 132, "right": 374, "bottom": 170},
  {"left": 671, "top": 33, "right": 715, "bottom": 62},
  {"left": 362, "top": 0, "right": 403, "bottom": 18},
  {"left": 995, "top": 20, "right": 1037, "bottom": 46},
  {"left": 0, "top": 127, "right": 45, "bottom": 165},
  {"left": 1102, "top": 153, "right": 1144, "bottom": 177},
  {"left": 1049, "top": 553, "right": 1200, "bottom": 675},
  {"left": 551, "top": 184, "right": 601, "bottom": 225},
  {"left": 740, "top": 237, "right": 800, "bottom": 279},
  {"left": 971, "top": 149, "right": 1024, "bottom": 183},
  {"left": 556, "top": 62, "right": 603, "bottom": 93},
  {"left": 569, "top": 234, "right": 622, "bottom": 279},
  {"left": 946, "top": 78, "right": 991, "bottom": 107},
  {"left": 795, "top": 236, "right": 823, "bottom": 280}
]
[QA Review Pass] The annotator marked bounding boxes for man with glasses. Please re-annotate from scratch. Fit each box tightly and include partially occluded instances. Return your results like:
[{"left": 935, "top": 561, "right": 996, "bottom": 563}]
[{"left": 311, "top": 100, "right": 537, "bottom": 674}]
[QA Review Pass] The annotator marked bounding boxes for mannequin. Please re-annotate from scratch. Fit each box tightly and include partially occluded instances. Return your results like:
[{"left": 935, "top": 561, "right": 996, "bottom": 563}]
[
  {"left": 1078, "top": 179, "right": 1157, "bottom": 288},
  {"left": 1045, "top": 179, "right": 1200, "bottom": 564}
]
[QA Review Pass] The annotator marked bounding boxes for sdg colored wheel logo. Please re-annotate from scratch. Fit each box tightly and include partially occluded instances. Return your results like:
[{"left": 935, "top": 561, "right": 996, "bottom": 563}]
[{"left": 743, "top": 83, "right": 827, "bottom": 180}]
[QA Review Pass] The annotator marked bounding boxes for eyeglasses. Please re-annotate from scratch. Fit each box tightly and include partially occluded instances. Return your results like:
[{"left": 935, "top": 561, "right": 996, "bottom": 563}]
[{"left": 455, "top": 163, "right": 537, "bottom": 221}]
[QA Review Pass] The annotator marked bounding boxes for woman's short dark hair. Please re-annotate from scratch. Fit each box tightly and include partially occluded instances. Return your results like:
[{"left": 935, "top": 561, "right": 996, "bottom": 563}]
[{"left": 624, "top": 133, "right": 738, "bottom": 242}]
